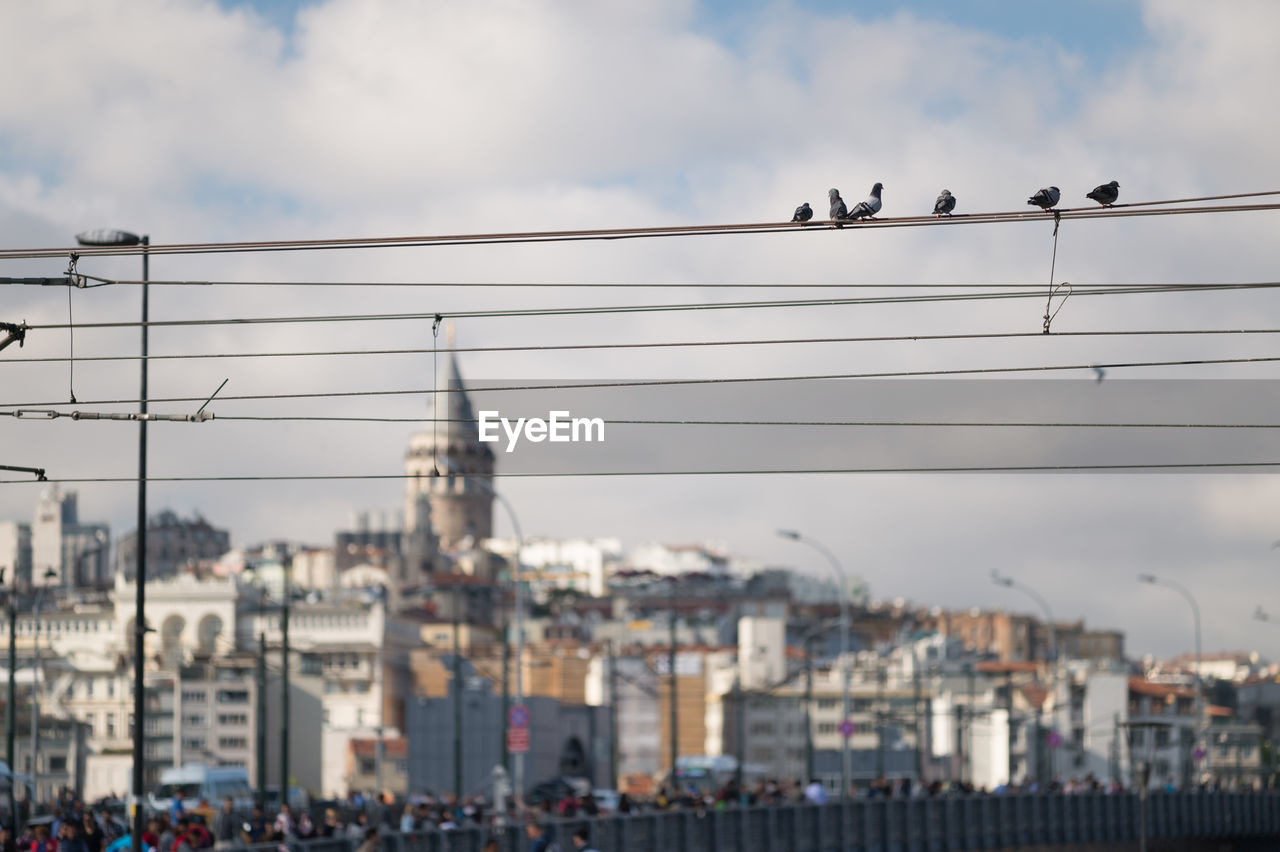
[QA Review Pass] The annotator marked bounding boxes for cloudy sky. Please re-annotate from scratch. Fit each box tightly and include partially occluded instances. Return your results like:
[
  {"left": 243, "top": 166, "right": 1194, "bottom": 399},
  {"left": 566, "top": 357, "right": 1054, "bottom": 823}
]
[{"left": 2, "top": 0, "right": 1280, "bottom": 659}]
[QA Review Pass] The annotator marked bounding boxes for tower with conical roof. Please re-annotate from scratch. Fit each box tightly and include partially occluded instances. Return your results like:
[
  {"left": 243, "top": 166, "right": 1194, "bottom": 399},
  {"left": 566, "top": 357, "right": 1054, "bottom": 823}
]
[{"left": 404, "top": 345, "right": 495, "bottom": 550}]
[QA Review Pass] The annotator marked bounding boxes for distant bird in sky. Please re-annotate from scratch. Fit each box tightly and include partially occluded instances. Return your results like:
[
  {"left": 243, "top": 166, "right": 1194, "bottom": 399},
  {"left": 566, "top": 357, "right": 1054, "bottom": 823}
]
[
  {"left": 933, "top": 190, "right": 956, "bottom": 217},
  {"left": 1028, "top": 186, "right": 1061, "bottom": 210},
  {"left": 1091, "top": 366, "right": 1106, "bottom": 384},
  {"left": 792, "top": 202, "right": 813, "bottom": 222},
  {"left": 1271, "top": 539, "right": 1280, "bottom": 550},
  {"left": 847, "top": 182, "right": 884, "bottom": 220},
  {"left": 1087, "top": 180, "right": 1121, "bottom": 206}
]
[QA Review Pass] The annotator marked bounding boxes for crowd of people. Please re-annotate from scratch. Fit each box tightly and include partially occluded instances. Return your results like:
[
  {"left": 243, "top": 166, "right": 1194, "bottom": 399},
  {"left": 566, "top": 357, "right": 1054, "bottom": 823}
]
[{"left": 3, "top": 773, "right": 1271, "bottom": 852}]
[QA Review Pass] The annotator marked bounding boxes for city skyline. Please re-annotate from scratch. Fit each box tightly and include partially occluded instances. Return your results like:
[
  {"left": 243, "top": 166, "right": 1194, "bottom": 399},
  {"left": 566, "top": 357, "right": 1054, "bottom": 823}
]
[{"left": 2, "top": 0, "right": 1280, "bottom": 663}]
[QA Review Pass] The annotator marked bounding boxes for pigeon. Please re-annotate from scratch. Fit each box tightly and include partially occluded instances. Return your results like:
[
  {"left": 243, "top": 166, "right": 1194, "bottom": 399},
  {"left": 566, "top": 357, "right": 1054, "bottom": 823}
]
[
  {"left": 1087, "top": 181, "right": 1120, "bottom": 206},
  {"left": 933, "top": 190, "right": 956, "bottom": 217},
  {"left": 1091, "top": 366, "right": 1106, "bottom": 384},
  {"left": 828, "top": 188, "right": 847, "bottom": 221},
  {"left": 847, "top": 182, "right": 884, "bottom": 219},
  {"left": 1028, "top": 186, "right": 1061, "bottom": 210},
  {"left": 792, "top": 202, "right": 813, "bottom": 222}
]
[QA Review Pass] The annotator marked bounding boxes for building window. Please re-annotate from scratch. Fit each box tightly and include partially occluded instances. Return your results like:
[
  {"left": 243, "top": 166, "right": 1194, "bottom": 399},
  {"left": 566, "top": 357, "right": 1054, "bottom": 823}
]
[
  {"left": 106, "top": 714, "right": 116, "bottom": 738},
  {"left": 48, "top": 755, "right": 66, "bottom": 773},
  {"left": 218, "top": 737, "right": 248, "bottom": 750},
  {"left": 181, "top": 690, "right": 207, "bottom": 703},
  {"left": 86, "top": 680, "right": 94, "bottom": 698},
  {"left": 358, "top": 758, "right": 376, "bottom": 775},
  {"left": 218, "top": 714, "right": 248, "bottom": 726},
  {"left": 183, "top": 714, "right": 206, "bottom": 728},
  {"left": 107, "top": 680, "right": 115, "bottom": 698},
  {"left": 183, "top": 737, "right": 206, "bottom": 750},
  {"left": 217, "top": 690, "right": 249, "bottom": 704}
]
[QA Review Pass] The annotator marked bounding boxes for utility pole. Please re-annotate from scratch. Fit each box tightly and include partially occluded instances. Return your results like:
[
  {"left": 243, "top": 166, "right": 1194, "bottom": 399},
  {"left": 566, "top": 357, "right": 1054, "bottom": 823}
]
[
  {"left": 256, "top": 633, "right": 267, "bottom": 808},
  {"left": 667, "top": 584, "right": 678, "bottom": 789},
  {"left": 913, "top": 647, "right": 924, "bottom": 783},
  {"left": 734, "top": 678, "right": 745, "bottom": 798},
  {"left": 374, "top": 594, "right": 386, "bottom": 799},
  {"left": 875, "top": 661, "right": 885, "bottom": 779},
  {"left": 4, "top": 569, "right": 16, "bottom": 830},
  {"left": 453, "top": 591, "right": 464, "bottom": 798},
  {"left": 607, "top": 640, "right": 619, "bottom": 790},
  {"left": 804, "top": 635, "right": 815, "bottom": 782},
  {"left": 31, "top": 594, "right": 41, "bottom": 810},
  {"left": 501, "top": 623, "right": 510, "bottom": 775},
  {"left": 1005, "top": 671, "right": 1015, "bottom": 785},
  {"left": 280, "top": 560, "right": 290, "bottom": 804}
]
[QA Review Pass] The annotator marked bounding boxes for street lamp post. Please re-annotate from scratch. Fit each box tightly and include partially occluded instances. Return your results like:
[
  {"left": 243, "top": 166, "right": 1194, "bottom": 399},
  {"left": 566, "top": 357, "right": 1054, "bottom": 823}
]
[
  {"left": 75, "top": 229, "right": 148, "bottom": 852},
  {"left": 1138, "top": 574, "right": 1203, "bottom": 786},
  {"left": 778, "top": 530, "right": 852, "bottom": 800},
  {"left": 991, "top": 570, "right": 1059, "bottom": 786},
  {"left": 439, "top": 464, "right": 526, "bottom": 802},
  {"left": 2, "top": 568, "right": 15, "bottom": 830}
]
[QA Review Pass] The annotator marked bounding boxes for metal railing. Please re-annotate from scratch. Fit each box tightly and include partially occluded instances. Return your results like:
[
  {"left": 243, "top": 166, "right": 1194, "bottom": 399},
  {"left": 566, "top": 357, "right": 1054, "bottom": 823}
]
[{"left": 245, "top": 791, "right": 1280, "bottom": 852}]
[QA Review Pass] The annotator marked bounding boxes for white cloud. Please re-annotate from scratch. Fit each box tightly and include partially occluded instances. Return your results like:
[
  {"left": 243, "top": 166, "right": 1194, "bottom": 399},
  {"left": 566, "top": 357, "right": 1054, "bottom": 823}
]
[{"left": 1, "top": 0, "right": 1279, "bottom": 657}]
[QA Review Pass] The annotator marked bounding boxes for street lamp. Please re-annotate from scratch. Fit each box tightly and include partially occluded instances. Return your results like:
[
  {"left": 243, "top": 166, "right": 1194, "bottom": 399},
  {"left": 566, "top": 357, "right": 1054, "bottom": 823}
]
[
  {"left": 438, "top": 462, "right": 527, "bottom": 802},
  {"left": 2, "top": 567, "right": 15, "bottom": 830},
  {"left": 777, "top": 530, "right": 852, "bottom": 800},
  {"left": 74, "top": 228, "right": 148, "bottom": 852},
  {"left": 1138, "top": 573, "right": 1204, "bottom": 786},
  {"left": 991, "top": 570, "right": 1060, "bottom": 785}
]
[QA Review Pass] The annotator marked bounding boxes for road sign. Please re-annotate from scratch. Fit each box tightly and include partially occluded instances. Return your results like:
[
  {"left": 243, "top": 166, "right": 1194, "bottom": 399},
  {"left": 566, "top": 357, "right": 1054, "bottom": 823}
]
[
  {"left": 508, "top": 704, "right": 530, "bottom": 728},
  {"left": 506, "top": 726, "right": 530, "bottom": 753},
  {"left": 1047, "top": 730, "right": 1063, "bottom": 749},
  {"left": 838, "top": 720, "right": 855, "bottom": 738},
  {"left": 1193, "top": 746, "right": 1206, "bottom": 762}
]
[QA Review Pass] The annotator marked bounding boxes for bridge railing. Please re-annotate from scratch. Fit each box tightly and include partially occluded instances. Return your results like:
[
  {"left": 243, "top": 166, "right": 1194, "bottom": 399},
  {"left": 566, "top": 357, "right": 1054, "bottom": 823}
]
[{"left": 261, "top": 791, "right": 1280, "bottom": 852}]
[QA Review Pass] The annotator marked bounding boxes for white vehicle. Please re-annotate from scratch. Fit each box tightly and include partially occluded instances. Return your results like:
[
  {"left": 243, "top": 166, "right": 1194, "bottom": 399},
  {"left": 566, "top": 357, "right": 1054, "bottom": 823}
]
[{"left": 148, "top": 764, "right": 254, "bottom": 813}]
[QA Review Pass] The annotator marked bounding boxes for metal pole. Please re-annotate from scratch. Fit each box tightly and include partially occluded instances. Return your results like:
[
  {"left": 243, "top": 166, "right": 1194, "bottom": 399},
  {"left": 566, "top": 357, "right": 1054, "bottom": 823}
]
[
  {"left": 5, "top": 577, "right": 15, "bottom": 830},
  {"left": 453, "top": 592, "right": 463, "bottom": 798},
  {"left": 804, "top": 635, "right": 815, "bottom": 783},
  {"left": 280, "top": 560, "right": 290, "bottom": 803},
  {"left": 375, "top": 604, "right": 385, "bottom": 798},
  {"left": 1139, "top": 575, "right": 1203, "bottom": 784},
  {"left": 607, "top": 639, "right": 618, "bottom": 790},
  {"left": 875, "top": 662, "right": 884, "bottom": 779},
  {"left": 913, "top": 646, "right": 923, "bottom": 783},
  {"left": 1005, "top": 671, "right": 1015, "bottom": 784},
  {"left": 30, "top": 600, "right": 39, "bottom": 812},
  {"left": 501, "top": 625, "right": 510, "bottom": 776},
  {"left": 777, "top": 531, "right": 852, "bottom": 800},
  {"left": 131, "top": 236, "right": 149, "bottom": 852},
  {"left": 668, "top": 583, "right": 678, "bottom": 788},
  {"left": 256, "top": 633, "right": 266, "bottom": 808},
  {"left": 734, "top": 678, "right": 745, "bottom": 797}
]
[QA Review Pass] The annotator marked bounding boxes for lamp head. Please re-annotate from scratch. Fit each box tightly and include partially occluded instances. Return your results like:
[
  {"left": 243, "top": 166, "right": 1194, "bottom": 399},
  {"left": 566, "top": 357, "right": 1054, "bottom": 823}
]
[
  {"left": 776, "top": 530, "right": 800, "bottom": 541},
  {"left": 1138, "top": 574, "right": 1157, "bottom": 584},
  {"left": 990, "top": 570, "right": 1013, "bottom": 587},
  {"left": 75, "top": 229, "right": 143, "bottom": 247}
]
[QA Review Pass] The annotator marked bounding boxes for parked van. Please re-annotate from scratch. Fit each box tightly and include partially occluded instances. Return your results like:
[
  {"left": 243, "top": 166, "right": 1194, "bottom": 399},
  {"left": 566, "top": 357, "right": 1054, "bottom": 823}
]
[{"left": 148, "top": 764, "right": 254, "bottom": 814}]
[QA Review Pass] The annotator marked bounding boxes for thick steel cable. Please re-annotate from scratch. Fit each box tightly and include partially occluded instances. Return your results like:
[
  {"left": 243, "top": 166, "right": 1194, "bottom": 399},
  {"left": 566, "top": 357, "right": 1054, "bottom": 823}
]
[
  {"left": 19, "top": 282, "right": 1280, "bottom": 332},
  {"left": 4, "top": 352, "right": 1280, "bottom": 410},
  {"left": 2, "top": 193, "right": 1278, "bottom": 261},
  {"left": 6, "top": 459, "right": 1280, "bottom": 486},
  {"left": 4, "top": 326, "right": 1280, "bottom": 366}
]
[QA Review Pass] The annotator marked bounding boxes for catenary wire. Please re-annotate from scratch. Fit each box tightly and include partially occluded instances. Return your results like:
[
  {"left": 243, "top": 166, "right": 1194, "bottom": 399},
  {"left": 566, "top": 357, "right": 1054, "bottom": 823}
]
[
  {"left": 209, "top": 417, "right": 1280, "bottom": 429},
  {"left": 2, "top": 192, "right": 1278, "bottom": 260},
  {"left": 19, "top": 282, "right": 1280, "bottom": 332},
  {"left": 6, "top": 460, "right": 1280, "bottom": 485},
  {"left": 4, "top": 353, "right": 1280, "bottom": 409},
  {"left": 3, "top": 326, "right": 1280, "bottom": 366}
]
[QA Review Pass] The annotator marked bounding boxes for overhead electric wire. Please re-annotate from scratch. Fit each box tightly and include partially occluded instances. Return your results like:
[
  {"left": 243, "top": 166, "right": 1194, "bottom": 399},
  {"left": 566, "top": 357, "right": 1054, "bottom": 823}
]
[
  {"left": 5, "top": 352, "right": 1280, "bottom": 410},
  {"left": 208, "top": 416, "right": 1280, "bottom": 429},
  {"left": 19, "top": 282, "right": 1280, "bottom": 333},
  {"left": 7, "top": 459, "right": 1280, "bottom": 486},
  {"left": 5, "top": 326, "right": 1280, "bottom": 366},
  {"left": 2, "top": 191, "right": 1278, "bottom": 261}
]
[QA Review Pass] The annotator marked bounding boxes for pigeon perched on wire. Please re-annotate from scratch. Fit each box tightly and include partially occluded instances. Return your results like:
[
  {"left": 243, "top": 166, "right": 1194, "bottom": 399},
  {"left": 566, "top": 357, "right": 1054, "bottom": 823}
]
[
  {"left": 847, "top": 182, "right": 884, "bottom": 219},
  {"left": 933, "top": 190, "right": 956, "bottom": 217},
  {"left": 792, "top": 202, "right": 813, "bottom": 222},
  {"left": 1086, "top": 181, "right": 1120, "bottom": 206},
  {"left": 1027, "top": 186, "right": 1061, "bottom": 210},
  {"left": 828, "top": 189, "right": 848, "bottom": 221}
]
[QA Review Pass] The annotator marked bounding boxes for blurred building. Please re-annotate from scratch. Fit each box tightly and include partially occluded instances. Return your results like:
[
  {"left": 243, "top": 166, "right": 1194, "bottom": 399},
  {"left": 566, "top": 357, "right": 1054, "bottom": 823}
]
[{"left": 115, "top": 509, "right": 229, "bottom": 583}]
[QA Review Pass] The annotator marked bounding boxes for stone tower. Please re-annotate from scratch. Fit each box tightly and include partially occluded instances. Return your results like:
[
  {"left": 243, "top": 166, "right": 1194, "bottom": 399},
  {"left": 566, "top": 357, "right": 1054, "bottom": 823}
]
[{"left": 404, "top": 351, "right": 495, "bottom": 550}]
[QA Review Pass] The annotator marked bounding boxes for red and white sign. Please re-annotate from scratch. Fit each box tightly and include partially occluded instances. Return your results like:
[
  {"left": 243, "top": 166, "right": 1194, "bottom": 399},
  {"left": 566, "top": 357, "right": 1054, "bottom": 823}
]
[{"left": 506, "top": 727, "right": 530, "bottom": 753}]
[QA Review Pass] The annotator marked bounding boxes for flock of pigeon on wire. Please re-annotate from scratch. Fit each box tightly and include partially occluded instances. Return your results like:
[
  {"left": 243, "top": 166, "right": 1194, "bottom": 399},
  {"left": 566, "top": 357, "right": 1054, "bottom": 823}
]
[{"left": 789, "top": 180, "right": 1122, "bottom": 224}]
